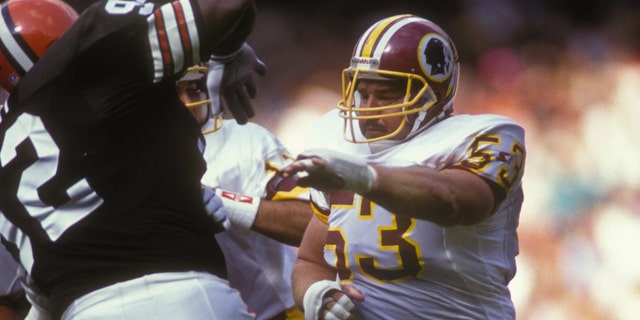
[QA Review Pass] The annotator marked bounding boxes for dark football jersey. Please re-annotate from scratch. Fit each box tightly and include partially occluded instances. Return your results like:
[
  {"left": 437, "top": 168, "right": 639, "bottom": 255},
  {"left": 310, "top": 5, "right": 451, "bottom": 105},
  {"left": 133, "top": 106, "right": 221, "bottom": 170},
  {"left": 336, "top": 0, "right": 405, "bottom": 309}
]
[{"left": 0, "top": 0, "right": 228, "bottom": 316}]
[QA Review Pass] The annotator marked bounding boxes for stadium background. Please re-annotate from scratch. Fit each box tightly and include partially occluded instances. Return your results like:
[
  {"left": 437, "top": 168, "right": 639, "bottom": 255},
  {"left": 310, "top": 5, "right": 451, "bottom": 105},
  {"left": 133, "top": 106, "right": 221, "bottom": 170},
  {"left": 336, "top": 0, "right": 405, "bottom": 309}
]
[
  {"left": 0, "top": 0, "right": 637, "bottom": 318},
  {"left": 247, "top": 1, "right": 640, "bottom": 319}
]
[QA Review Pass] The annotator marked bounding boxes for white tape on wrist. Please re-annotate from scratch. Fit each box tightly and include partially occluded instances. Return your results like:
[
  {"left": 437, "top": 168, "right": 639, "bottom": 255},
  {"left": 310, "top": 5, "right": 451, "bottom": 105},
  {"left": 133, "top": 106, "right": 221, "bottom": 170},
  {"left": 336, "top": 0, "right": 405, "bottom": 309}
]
[
  {"left": 215, "top": 189, "right": 260, "bottom": 230},
  {"left": 344, "top": 164, "right": 377, "bottom": 195},
  {"left": 303, "top": 280, "right": 342, "bottom": 320},
  {"left": 300, "top": 148, "right": 378, "bottom": 195},
  {"left": 330, "top": 295, "right": 356, "bottom": 319}
]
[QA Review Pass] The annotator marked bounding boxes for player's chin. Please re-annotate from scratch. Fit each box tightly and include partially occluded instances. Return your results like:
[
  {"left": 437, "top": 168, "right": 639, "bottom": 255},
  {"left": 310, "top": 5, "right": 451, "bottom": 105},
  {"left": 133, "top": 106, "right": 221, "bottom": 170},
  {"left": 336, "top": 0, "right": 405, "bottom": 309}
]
[{"left": 363, "top": 130, "right": 387, "bottom": 139}]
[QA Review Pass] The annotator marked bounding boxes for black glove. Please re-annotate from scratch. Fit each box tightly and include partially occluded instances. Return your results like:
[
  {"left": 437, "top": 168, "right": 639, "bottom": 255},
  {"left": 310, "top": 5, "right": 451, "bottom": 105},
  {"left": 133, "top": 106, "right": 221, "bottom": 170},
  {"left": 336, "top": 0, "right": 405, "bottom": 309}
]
[{"left": 206, "top": 43, "right": 267, "bottom": 124}]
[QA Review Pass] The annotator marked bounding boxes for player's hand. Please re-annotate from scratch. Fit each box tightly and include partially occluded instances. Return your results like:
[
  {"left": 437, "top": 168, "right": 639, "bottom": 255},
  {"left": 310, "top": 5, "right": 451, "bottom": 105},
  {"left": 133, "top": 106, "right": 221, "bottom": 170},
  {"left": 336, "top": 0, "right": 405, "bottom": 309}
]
[
  {"left": 303, "top": 280, "right": 363, "bottom": 320},
  {"left": 201, "top": 186, "right": 231, "bottom": 231},
  {"left": 340, "top": 283, "right": 365, "bottom": 302},
  {"left": 282, "top": 148, "right": 377, "bottom": 195},
  {"left": 206, "top": 43, "right": 267, "bottom": 124}
]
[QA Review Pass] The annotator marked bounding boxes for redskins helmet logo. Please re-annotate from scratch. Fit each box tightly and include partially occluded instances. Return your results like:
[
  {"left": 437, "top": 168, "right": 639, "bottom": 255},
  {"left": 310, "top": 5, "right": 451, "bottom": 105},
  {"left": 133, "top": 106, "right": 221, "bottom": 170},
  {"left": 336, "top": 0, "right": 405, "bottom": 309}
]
[{"left": 418, "top": 34, "right": 454, "bottom": 83}]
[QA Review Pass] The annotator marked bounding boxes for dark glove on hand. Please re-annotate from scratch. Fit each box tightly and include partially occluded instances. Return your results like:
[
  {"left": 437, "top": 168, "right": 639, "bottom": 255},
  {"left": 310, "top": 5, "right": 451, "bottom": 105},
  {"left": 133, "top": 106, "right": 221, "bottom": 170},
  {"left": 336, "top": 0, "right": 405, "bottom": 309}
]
[{"left": 206, "top": 43, "right": 267, "bottom": 124}]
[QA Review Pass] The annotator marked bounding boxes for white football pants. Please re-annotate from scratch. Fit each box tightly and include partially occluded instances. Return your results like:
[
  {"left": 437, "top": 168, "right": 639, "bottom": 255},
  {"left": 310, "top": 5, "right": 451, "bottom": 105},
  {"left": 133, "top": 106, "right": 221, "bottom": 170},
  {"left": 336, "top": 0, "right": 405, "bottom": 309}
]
[{"left": 61, "top": 271, "right": 254, "bottom": 320}]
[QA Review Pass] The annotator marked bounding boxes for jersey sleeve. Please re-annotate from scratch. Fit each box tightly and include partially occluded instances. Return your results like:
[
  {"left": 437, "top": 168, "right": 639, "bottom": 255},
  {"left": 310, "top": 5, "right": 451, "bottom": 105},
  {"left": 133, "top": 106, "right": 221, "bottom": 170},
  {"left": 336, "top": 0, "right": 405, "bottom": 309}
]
[
  {"left": 309, "top": 189, "right": 330, "bottom": 224},
  {"left": 146, "top": 0, "right": 201, "bottom": 82},
  {"left": 453, "top": 121, "right": 526, "bottom": 194},
  {"left": 16, "top": 0, "right": 203, "bottom": 104}
]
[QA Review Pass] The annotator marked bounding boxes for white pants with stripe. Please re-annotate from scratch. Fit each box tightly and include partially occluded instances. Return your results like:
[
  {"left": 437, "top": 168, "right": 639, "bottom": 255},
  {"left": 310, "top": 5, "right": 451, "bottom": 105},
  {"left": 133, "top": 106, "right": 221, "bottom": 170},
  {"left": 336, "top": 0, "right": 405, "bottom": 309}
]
[{"left": 61, "top": 271, "right": 254, "bottom": 320}]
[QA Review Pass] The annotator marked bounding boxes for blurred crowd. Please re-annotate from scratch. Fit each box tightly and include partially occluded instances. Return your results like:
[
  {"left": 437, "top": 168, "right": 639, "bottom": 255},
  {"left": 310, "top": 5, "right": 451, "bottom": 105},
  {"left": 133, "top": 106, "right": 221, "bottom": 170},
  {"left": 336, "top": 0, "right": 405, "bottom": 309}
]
[{"left": 247, "top": 1, "right": 640, "bottom": 319}]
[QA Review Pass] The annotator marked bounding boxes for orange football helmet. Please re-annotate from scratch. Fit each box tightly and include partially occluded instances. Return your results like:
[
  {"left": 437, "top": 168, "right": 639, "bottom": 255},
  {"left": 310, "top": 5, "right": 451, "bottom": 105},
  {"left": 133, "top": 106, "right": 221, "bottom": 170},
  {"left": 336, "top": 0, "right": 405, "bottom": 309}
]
[{"left": 0, "top": 0, "right": 78, "bottom": 92}]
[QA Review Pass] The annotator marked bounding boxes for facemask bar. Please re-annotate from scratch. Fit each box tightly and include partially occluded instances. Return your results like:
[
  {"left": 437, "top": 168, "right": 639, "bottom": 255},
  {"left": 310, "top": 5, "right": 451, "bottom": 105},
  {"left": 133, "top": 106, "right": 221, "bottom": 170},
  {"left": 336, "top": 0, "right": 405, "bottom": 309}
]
[
  {"left": 337, "top": 68, "right": 437, "bottom": 143},
  {"left": 184, "top": 99, "right": 223, "bottom": 135},
  {"left": 182, "top": 65, "right": 223, "bottom": 135},
  {"left": 202, "top": 116, "right": 223, "bottom": 135}
]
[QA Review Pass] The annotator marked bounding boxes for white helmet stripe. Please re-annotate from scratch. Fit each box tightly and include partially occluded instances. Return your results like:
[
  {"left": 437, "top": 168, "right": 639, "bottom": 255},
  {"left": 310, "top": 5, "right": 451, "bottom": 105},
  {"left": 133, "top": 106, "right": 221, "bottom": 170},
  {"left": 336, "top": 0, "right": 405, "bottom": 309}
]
[
  {"left": 0, "top": 5, "right": 34, "bottom": 75},
  {"left": 353, "top": 23, "right": 377, "bottom": 57},
  {"left": 371, "top": 16, "right": 423, "bottom": 60},
  {"left": 353, "top": 14, "right": 415, "bottom": 58}
]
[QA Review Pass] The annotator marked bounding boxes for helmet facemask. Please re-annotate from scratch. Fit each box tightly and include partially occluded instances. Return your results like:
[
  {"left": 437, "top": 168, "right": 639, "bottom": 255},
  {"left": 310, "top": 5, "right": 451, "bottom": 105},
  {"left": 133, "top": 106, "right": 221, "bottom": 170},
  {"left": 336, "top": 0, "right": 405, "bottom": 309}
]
[
  {"left": 180, "top": 65, "right": 222, "bottom": 134},
  {"left": 338, "top": 67, "right": 438, "bottom": 143}
]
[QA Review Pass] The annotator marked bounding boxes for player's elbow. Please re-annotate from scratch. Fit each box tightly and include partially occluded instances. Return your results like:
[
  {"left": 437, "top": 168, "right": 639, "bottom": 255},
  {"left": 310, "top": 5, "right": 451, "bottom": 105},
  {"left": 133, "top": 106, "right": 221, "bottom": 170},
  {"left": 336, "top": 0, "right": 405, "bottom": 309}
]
[{"left": 428, "top": 188, "right": 492, "bottom": 227}]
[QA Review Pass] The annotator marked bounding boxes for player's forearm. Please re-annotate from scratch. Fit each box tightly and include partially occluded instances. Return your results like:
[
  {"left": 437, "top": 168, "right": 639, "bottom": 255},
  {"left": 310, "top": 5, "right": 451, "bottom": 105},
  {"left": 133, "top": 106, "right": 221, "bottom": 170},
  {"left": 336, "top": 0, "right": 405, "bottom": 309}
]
[
  {"left": 292, "top": 258, "right": 336, "bottom": 311},
  {"left": 293, "top": 217, "right": 337, "bottom": 309},
  {"left": 197, "top": 0, "right": 257, "bottom": 57},
  {"left": 367, "top": 165, "right": 494, "bottom": 226},
  {"left": 252, "top": 200, "right": 312, "bottom": 246}
]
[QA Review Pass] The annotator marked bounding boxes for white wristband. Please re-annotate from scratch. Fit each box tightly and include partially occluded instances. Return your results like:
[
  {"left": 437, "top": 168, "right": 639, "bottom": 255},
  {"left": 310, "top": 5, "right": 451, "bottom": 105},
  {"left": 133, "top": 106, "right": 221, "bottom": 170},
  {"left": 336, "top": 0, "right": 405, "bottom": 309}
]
[
  {"left": 215, "top": 189, "right": 260, "bottom": 230},
  {"left": 298, "top": 148, "right": 378, "bottom": 195},
  {"left": 302, "top": 280, "right": 342, "bottom": 320}
]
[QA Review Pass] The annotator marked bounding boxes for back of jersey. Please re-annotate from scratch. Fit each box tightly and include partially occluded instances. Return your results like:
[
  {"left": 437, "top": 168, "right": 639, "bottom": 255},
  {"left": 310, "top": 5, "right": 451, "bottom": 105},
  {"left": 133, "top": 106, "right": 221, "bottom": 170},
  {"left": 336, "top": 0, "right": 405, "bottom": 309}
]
[{"left": 0, "top": 0, "right": 226, "bottom": 316}]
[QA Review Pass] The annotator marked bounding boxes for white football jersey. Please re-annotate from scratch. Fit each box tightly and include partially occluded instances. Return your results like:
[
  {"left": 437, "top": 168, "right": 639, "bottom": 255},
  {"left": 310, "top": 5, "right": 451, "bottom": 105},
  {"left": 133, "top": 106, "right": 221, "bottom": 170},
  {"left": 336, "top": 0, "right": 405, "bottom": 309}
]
[
  {"left": 307, "top": 110, "right": 525, "bottom": 319},
  {"left": 201, "top": 119, "right": 308, "bottom": 320}
]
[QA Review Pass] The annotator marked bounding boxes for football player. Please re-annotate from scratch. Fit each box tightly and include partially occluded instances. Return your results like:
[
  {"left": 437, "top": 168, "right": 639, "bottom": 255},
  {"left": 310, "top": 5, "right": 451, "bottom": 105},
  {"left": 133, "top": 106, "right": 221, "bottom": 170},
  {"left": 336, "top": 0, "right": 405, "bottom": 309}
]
[
  {"left": 284, "top": 15, "right": 526, "bottom": 319},
  {"left": 0, "top": 0, "right": 265, "bottom": 318},
  {"left": 177, "top": 64, "right": 312, "bottom": 320}
]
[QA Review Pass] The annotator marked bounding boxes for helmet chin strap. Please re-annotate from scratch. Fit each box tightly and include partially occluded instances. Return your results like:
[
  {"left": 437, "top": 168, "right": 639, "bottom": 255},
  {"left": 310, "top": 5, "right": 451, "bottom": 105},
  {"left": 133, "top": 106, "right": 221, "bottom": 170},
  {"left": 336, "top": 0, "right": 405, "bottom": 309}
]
[
  {"left": 367, "top": 100, "right": 453, "bottom": 154},
  {"left": 406, "top": 99, "right": 454, "bottom": 141},
  {"left": 408, "top": 108, "right": 428, "bottom": 138}
]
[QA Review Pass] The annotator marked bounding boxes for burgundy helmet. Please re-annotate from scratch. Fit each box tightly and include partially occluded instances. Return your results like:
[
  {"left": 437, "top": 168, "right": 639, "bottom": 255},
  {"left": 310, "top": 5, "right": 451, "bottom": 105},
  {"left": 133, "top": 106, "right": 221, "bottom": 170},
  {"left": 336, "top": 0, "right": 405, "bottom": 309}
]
[{"left": 338, "top": 14, "right": 459, "bottom": 142}]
